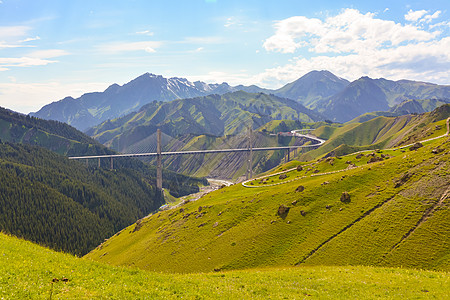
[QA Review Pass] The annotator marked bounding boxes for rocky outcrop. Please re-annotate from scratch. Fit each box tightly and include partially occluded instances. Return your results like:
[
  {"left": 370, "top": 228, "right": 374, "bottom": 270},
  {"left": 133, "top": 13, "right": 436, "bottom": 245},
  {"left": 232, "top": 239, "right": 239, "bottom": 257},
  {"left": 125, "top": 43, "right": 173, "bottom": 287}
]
[{"left": 340, "top": 192, "right": 351, "bottom": 203}]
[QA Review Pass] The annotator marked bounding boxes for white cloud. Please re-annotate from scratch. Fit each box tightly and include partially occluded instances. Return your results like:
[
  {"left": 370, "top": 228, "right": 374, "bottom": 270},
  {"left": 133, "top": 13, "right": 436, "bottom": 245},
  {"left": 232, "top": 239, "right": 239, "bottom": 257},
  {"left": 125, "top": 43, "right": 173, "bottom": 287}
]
[
  {"left": 0, "top": 57, "right": 57, "bottom": 68},
  {"left": 224, "top": 17, "right": 243, "bottom": 28},
  {"left": 182, "top": 36, "right": 224, "bottom": 44},
  {"left": 264, "top": 16, "right": 324, "bottom": 53},
  {"left": 97, "top": 41, "right": 162, "bottom": 53},
  {"left": 405, "top": 9, "right": 428, "bottom": 22},
  {"left": 257, "top": 8, "right": 449, "bottom": 87},
  {"left": 429, "top": 21, "right": 450, "bottom": 29},
  {"left": 0, "top": 26, "right": 31, "bottom": 39},
  {"left": 421, "top": 11, "right": 441, "bottom": 23},
  {"left": 0, "top": 42, "right": 35, "bottom": 49},
  {"left": 28, "top": 49, "right": 70, "bottom": 59},
  {"left": 0, "top": 27, "right": 40, "bottom": 49},
  {"left": 20, "top": 36, "right": 41, "bottom": 43},
  {"left": 264, "top": 9, "right": 437, "bottom": 54},
  {"left": 0, "top": 50, "right": 68, "bottom": 70},
  {"left": 405, "top": 10, "right": 442, "bottom": 24},
  {"left": 255, "top": 37, "right": 450, "bottom": 88},
  {"left": 136, "top": 30, "right": 154, "bottom": 36}
]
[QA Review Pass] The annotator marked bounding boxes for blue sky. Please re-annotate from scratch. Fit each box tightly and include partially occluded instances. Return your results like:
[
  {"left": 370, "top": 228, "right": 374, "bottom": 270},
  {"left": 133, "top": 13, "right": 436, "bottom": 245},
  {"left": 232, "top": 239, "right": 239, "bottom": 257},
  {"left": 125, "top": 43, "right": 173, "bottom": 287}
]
[{"left": 0, "top": 0, "right": 449, "bottom": 113}]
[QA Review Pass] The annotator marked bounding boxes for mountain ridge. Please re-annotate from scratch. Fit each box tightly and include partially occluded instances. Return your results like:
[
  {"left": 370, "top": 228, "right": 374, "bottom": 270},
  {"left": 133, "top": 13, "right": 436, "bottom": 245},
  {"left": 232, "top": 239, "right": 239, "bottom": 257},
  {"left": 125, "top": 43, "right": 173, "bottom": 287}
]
[
  {"left": 31, "top": 73, "right": 238, "bottom": 131},
  {"left": 30, "top": 70, "right": 450, "bottom": 130}
]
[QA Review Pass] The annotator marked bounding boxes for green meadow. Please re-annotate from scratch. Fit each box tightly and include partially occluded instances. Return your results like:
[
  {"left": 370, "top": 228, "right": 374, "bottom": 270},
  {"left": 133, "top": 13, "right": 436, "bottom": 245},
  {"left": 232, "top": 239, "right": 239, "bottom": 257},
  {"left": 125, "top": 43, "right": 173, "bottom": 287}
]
[{"left": 1, "top": 233, "right": 449, "bottom": 299}]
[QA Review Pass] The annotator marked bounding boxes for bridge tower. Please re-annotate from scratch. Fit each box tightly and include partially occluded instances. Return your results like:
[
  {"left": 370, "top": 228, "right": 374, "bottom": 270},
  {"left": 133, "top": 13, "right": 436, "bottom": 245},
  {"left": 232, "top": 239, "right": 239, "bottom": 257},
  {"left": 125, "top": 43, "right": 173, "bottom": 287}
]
[
  {"left": 247, "top": 126, "right": 253, "bottom": 180},
  {"left": 156, "top": 129, "right": 163, "bottom": 192}
]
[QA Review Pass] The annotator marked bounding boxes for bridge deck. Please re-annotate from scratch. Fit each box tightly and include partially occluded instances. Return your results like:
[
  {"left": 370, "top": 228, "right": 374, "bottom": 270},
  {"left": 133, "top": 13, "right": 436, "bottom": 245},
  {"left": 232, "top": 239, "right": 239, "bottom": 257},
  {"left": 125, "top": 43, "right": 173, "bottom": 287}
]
[{"left": 68, "top": 132, "right": 325, "bottom": 160}]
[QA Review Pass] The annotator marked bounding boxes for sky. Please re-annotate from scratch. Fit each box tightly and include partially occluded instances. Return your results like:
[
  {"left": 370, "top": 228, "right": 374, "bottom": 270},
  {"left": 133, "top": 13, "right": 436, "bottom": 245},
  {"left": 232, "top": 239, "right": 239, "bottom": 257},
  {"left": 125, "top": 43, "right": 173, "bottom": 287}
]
[{"left": 0, "top": 0, "right": 449, "bottom": 113}]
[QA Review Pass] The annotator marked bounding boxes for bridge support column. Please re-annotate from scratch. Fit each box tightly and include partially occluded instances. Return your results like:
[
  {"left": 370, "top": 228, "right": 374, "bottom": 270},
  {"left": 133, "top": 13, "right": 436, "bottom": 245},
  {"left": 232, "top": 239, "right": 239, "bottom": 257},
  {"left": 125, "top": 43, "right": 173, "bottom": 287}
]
[
  {"left": 98, "top": 158, "right": 101, "bottom": 168},
  {"left": 156, "top": 129, "right": 163, "bottom": 192},
  {"left": 446, "top": 117, "right": 449, "bottom": 136},
  {"left": 247, "top": 127, "right": 253, "bottom": 180},
  {"left": 287, "top": 149, "right": 290, "bottom": 161},
  {"left": 110, "top": 157, "right": 113, "bottom": 170}
]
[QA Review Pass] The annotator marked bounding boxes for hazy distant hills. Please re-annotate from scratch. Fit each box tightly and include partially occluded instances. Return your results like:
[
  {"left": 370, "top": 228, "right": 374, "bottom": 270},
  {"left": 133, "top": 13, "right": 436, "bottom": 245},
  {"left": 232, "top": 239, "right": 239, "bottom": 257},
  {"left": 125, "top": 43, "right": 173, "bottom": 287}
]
[
  {"left": 389, "top": 98, "right": 450, "bottom": 115},
  {"left": 31, "top": 70, "right": 450, "bottom": 129},
  {"left": 316, "top": 77, "right": 450, "bottom": 122}
]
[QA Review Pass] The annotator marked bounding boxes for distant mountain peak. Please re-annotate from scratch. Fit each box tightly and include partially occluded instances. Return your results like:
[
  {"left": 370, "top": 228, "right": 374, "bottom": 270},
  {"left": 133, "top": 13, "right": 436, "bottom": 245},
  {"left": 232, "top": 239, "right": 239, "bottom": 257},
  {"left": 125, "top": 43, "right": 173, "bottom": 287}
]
[
  {"left": 274, "top": 70, "right": 350, "bottom": 107},
  {"left": 31, "top": 73, "right": 238, "bottom": 130}
]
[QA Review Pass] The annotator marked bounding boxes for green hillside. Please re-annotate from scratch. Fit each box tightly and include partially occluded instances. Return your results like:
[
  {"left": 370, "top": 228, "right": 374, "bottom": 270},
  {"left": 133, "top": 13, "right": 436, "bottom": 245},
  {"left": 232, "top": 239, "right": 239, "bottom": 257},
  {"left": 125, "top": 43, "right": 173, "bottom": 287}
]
[
  {"left": 0, "top": 106, "right": 206, "bottom": 197},
  {"left": 256, "top": 119, "right": 327, "bottom": 134},
  {"left": 300, "top": 104, "right": 450, "bottom": 160},
  {"left": 87, "top": 91, "right": 323, "bottom": 147},
  {"left": 0, "top": 142, "right": 165, "bottom": 255},
  {"left": 0, "top": 141, "right": 209, "bottom": 256},
  {"left": 0, "top": 106, "right": 105, "bottom": 156},
  {"left": 1, "top": 233, "right": 449, "bottom": 299},
  {"left": 0, "top": 108, "right": 208, "bottom": 255},
  {"left": 86, "top": 128, "right": 450, "bottom": 273}
]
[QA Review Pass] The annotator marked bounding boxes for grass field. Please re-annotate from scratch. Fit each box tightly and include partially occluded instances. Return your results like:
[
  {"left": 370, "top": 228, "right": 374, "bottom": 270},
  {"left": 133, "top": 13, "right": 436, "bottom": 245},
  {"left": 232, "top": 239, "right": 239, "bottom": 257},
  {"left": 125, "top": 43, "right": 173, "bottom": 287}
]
[
  {"left": 1, "top": 232, "right": 449, "bottom": 299},
  {"left": 301, "top": 112, "right": 449, "bottom": 161}
]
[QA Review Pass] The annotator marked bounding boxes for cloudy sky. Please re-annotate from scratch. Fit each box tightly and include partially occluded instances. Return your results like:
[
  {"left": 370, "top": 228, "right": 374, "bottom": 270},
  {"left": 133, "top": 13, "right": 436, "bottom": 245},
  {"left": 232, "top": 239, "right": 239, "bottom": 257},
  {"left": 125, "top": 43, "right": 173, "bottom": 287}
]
[{"left": 0, "top": 0, "right": 449, "bottom": 113}]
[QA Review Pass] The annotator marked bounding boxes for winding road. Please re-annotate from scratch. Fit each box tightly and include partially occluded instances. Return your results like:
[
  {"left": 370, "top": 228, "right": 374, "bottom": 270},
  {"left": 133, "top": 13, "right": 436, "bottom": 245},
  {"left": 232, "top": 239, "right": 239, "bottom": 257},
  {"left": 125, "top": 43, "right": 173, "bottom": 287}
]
[{"left": 242, "top": 117, "right": 450, "bottom": 188}]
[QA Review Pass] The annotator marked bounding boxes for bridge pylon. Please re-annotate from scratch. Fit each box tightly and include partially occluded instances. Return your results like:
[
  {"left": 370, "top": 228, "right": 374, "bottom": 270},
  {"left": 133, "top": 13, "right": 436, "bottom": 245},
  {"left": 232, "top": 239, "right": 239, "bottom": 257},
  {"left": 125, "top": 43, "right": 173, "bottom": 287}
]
[
  {"left": 156, "top": 129, "right": 163, "bottom": 192},
  {"left": 247, "top": 126, "right": 253, "bottom": 180}
]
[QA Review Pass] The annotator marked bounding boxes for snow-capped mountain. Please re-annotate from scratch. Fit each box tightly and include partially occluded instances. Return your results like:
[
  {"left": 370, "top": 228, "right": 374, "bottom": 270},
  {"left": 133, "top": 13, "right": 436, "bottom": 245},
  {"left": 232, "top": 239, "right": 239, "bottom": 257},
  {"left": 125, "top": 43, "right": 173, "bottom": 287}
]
[{"left": 31, "top": 73, "right": 235, "bottom": 131}]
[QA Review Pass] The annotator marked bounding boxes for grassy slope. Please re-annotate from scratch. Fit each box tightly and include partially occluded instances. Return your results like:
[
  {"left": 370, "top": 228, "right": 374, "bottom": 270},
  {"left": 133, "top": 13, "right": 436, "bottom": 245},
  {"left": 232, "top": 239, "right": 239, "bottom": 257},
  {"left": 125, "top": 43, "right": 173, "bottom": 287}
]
[
  {"left": 86, "top": 135, "right": 450, "bottom": 273},
  {"left": 1, "top": 233, "right": 449, "bottom": 299},
  {"left": 301, "top": 108, "right": 449, "bottom": 160}
]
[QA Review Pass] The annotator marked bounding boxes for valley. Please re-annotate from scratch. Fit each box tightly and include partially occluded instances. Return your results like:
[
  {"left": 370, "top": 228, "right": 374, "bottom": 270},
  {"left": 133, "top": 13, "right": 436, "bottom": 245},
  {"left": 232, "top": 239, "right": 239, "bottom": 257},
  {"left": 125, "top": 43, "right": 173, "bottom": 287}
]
[
  {"left": 3, "top": 1, "right": 450, "bottom": 297},
  {"left": 1, "top": 72, "right": 449, "bottom": 298}
]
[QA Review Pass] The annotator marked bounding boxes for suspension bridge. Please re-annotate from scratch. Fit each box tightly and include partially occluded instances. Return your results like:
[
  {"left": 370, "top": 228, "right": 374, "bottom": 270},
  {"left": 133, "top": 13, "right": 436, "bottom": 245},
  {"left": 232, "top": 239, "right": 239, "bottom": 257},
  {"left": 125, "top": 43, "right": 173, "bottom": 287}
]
[{"left": 69, "top": 128, "right": 325, "bottom": 192}]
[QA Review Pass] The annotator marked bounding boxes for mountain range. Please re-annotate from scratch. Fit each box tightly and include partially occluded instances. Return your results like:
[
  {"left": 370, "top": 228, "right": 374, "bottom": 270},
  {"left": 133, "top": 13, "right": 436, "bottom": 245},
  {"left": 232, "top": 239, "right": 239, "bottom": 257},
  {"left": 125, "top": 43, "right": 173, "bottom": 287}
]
[
  {"left": 315, "top": 77, "right": 450, "bottom": 122},
  {"left": 31, "top": 74, "right": 240, "bottom": 131},
  {"left": 31, "top": 70, "right": 450, "bottom": 130}
]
